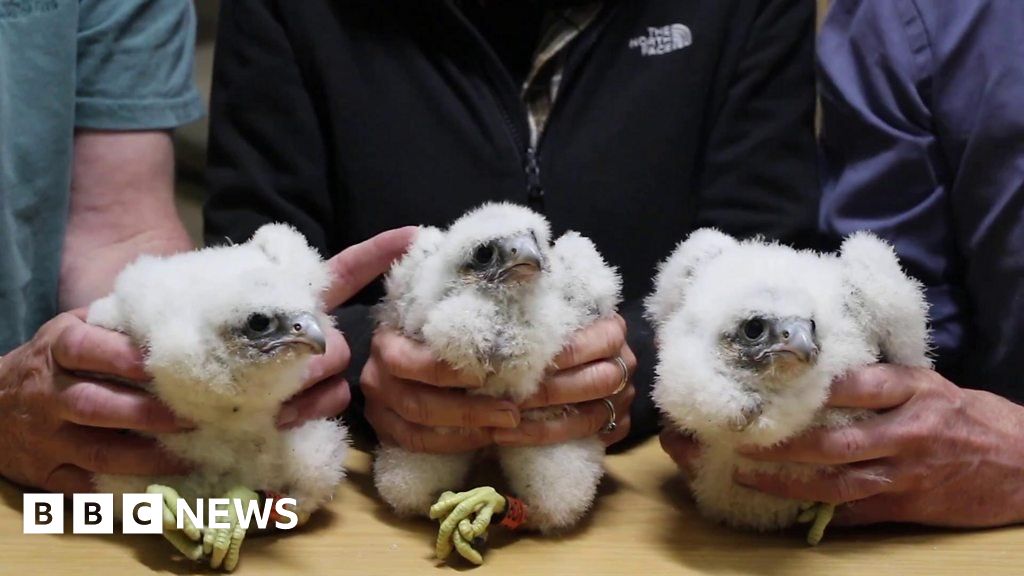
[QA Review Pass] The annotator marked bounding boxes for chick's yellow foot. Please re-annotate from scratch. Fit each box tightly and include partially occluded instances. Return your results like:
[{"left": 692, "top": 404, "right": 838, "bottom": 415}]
[
  {"left": 429, "top": 487, "right": 507, "bottom": 565},
  {"left": 147, "top": 484, "right": 203, "bottom": 561},
  {"left": 797, "top": 501, "right": 835, "bottom": 546},
  {"left": 202, "top": 486, "right": 259, "bottom": 571}
]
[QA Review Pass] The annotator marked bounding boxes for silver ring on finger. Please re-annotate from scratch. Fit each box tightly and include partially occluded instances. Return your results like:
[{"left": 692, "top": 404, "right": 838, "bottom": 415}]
[
  {"left": 600, "top": 398, "right": 617, "bottom": 434},
  {"left": 611, "top": 355, "right": 629, "bottom": 395}
]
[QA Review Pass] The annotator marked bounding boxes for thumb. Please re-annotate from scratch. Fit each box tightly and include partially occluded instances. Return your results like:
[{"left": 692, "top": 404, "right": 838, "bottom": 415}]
[{"left": 323, "top": 227, "right": 417, "bottom": 309}]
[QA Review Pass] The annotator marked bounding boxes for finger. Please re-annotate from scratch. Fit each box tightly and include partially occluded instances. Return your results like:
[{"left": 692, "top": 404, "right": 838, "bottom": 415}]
[
  {"left": 362, "top": 356, "right": 517, "bottom": 428},
  {"left": 737, "top": 416, "right": 900, "bottom": 465},
  {"left": 323, "top": 227, "right": 417, "bottom": 309},
  {"left": 492, "top": 406, "right": 599, "bottom": 446},
  {"left": 300, "top": 327, "right": 350, "bottom": 389},
  {"left": 602, "top": 414, "right": 630, "bottom": 447},
  {"left": 58, "top": 380, "right": 190, "bottom": 433},
  {"left": 522, "top": 345, "right": 636, "bottom": 409},
  {"left": 385, "top": 377, "right": 519, "bottom": 428},
  {"left": 59, "top": 426, "right": 191, "bottom": 476},
  {"left": 494, "top": 386, "right": 632, "bottom": 447},
  {"left": 659, "top": 428, "right": 701, "bottom": 479},
  {"left": 734, "top": 463, "right": 897, "bottom": 505},
  {"left": 372, "top": 328, "right": 481, "bottom": 388},
  {"left": 832, "top": 494, "right": 908, "bottom": 526},
  {"left": 41, "top": 464, "right": 95, "bottom": 495},
  {"left": 51, "top": 318, "right": 149, "bottom": 382},
  {"left": 367, "top": 406, "right": 492, "bottom": 454},
  {"left": 827, "top": 364, "right": 919, "bottom": 410},
  {"left": 277, "top": 377, "right": 351, "bottom": 429},
  {"left": 551, "top": 315, "right": 627, "bottom": 370}
]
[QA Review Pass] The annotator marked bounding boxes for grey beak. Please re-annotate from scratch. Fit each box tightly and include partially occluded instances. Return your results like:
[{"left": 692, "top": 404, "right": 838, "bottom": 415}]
[
  {"left": 498, "top": 234, "right": 544, "bottom": 282},
  {"left": 767, "top": 317, "right": 818, "bottom": 363},
  {"left": 280, "top": 312, "right": 327, "bottom": 355}
]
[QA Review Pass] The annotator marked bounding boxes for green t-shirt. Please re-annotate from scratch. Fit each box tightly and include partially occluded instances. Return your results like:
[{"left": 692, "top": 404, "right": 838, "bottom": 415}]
[{"left": 0, "top": 0, "right": 203, "bottom": 353}]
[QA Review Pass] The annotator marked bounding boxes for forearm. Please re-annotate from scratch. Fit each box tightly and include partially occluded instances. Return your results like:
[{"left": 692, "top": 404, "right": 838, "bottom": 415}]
[
  {"left": 60, "top": 224, "right": 192, "bottom": 310},
  {"left": 59, "top": 130, "right": 192, "bottom": 310}
]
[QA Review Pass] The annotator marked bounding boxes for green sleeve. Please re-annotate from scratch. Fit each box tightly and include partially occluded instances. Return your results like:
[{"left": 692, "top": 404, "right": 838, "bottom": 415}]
[{"left": 75, "top": 0, "right": 204, "bottom": 129}]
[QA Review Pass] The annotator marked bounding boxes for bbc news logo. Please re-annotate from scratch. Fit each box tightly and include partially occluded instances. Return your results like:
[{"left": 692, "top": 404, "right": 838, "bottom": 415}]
[{"left": 23, "top": 493, "right": 299, "bottom": 534}]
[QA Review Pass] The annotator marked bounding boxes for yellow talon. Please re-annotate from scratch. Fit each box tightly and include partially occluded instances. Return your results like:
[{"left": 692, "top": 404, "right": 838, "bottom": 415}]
[
  {"left": 207, "top": 486, "right": 258, "bottom": 571},
  {"left": 431, "top": 486, "right": 506, "bottom": 565},
  {"left": 800, "top": 502, "right": 835, "bottom": 546},
  {"left": 146, "top": 485, "right": 203, "bottom": 559},
  {"left": 796, "top": 502, "right": 817, "bottom": 523},
  {"left": 453, "top": 526, "right": 484, "bottom": 565}
]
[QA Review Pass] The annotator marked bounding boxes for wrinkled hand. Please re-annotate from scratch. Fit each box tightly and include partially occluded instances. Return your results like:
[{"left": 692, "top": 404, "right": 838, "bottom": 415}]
[
  {"left": 734, "top": 364, "right": 1024, "bottom": 527},
  {"left": 362, "top": 328, "right": 519, "bottom": 453},
  {"left": 0, "top": 310, "right": 190, "bottom": 493},
  {"left": 0, "top": 228, "right": 417, "bottom": 495},
  {"left": 277, "top": 227, "right": 418, "bottom": 429},
  {"left": 494, "top": 314, "right": 636, "bottom": 448},
  {"left": 362, "top": 314, "right": 636, "bottom": 453}
]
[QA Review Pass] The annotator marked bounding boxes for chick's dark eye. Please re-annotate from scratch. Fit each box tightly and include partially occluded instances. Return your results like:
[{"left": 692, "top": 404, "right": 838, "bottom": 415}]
[
  {"left": 246, "top": 313, "right": 273, "bottom": 334},
  {"left": 742, "top": 318, "right": 766, "bottom": 341},
  {"left": 472, "top": 243, "right": 496, "bottom": 267}
]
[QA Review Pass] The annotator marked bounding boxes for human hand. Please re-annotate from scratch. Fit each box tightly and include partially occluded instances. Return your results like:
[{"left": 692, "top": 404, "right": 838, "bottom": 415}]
[
  {"left": 734, "top": 364, "right": 1024, "bottom": 527},
  {"left": 363, "top": 314, "right": 636, "bottom": 453},
  {"left": 361, "top": 327, "right": 520, "bottom": 453},
  {"left": 493, "top": 314, "right": 636, "bottom": 448},
  {"left": 0, "top": 310, "right": 191, "bottom": 493},
  {"left": 277, "top": 227, "right": 418, "bottom": 429}
]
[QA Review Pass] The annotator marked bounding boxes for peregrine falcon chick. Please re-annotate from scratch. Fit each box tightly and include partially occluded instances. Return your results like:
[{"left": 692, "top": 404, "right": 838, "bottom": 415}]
[
  {"left": 373, "top": 202, "right": 621, "bottom": 563},
  {"left": 645, "top": 229, "right": 931, "bottom": 544},
  {"left": 88, "top": 224, "right": 349, "bottom": 571}
]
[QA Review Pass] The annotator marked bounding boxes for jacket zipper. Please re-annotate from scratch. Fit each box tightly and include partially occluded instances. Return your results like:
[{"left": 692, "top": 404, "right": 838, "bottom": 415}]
[
  {"left": 524, "top": 147, "right": 544, "bottom": 202},
  {"left": 443, "top": 1, "right": 546, "bottom": 208}
]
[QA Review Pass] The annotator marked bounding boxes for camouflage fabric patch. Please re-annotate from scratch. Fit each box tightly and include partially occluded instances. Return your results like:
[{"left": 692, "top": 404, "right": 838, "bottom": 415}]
[{"left": 522, "top": 3, "right": 602, "bottom": 147}]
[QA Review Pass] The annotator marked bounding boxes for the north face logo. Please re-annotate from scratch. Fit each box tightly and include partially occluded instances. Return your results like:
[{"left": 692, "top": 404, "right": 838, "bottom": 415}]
[{"left": 628, "top": 24, "right": 692, "bottom": 56}]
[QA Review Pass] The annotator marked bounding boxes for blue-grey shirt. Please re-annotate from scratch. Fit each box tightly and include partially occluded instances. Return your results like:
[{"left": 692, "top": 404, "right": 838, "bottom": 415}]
[
  {"left": 818, "top": 0, "right": 1024, "bottom": 400},
  {"left": 0, "top": 0, "right": 203, "bottom": 354}
]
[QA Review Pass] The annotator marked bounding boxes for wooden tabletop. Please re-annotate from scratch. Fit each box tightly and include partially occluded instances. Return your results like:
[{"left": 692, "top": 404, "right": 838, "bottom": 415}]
[{"left": 2, "top": 438, "right": 1022, "bottom": 575}]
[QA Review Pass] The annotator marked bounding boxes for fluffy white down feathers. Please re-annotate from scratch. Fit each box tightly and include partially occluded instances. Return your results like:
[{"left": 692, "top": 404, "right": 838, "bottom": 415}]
[
  {"left": 646, "top": 229, "right": 931, "bottom": 531},
  {"left": 88, "top": 224, "right": 348, "bottom": 525},
  {"left": 374, "top": 202, "right": 621, "bottom": 532}
]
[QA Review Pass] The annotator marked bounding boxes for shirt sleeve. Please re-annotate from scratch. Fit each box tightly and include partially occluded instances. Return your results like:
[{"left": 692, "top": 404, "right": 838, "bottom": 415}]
[
  {"left": 75, "top": 0, "right": 204, "bottom": 130},
  {"left": 818, "top": 0, "right": 966, "bottom": 374},
  {"left": 695, "top": 0, "right": 821, "bottom": 250}
]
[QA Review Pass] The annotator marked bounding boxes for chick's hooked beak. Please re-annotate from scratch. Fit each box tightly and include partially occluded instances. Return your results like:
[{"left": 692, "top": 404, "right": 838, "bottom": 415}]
[
  {"left": 497, "top": 233, "right": 544, "bottom": 283},
  {"left": 757, "top": 317, "right": 818, "bottom": 364},
  {"left": 262, "top": 312, "right": 327, "bottom": 355}
]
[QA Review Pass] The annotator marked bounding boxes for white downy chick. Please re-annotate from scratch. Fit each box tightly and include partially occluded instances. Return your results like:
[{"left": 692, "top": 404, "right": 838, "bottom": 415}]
[
  {"left": 373, "top": 202, "right": 621, "bottom": 534},
  {"left": 88, "top": 224, "right": 349, "bottom": 570},
  {"left": 646, "top": 229, "right": 931, "bottom": 543}
]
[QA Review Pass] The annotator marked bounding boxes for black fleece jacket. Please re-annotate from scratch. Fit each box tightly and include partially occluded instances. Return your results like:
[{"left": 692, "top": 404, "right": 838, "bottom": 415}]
[{"left": 204, "top": 0, "right": 821, "bottom": 446}]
